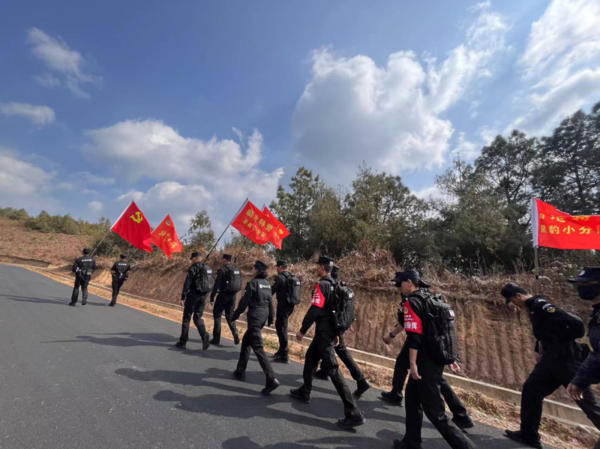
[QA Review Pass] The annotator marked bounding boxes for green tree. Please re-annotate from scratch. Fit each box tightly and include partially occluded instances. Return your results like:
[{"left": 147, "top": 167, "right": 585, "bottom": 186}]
[
  {"left": 188, "top": 210, "right": 215, "bottom": 251},
  {"left": 534, "top": 109, "right": 600, "bottom": 214},
  {"left": 270, "top": 167, "right": 327, "bottom": 260}
]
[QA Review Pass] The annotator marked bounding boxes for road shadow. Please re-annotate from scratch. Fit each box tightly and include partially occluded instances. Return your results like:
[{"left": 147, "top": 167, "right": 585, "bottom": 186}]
[
  {"left": 115, "top": 367, "right": 413, "bottom": 427},
  {"left": 0, "top": 293, "right": 105, "bottom": 307}
]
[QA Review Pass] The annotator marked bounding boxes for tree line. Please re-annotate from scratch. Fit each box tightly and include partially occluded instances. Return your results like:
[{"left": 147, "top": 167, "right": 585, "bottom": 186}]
[{"left": 2, "top": 102, "right": 599, "bottom": 273}]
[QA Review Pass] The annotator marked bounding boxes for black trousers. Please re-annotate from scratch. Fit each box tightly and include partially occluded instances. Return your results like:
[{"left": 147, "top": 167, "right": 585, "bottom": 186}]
[
  {"left": 275, "top": 301, "right": 295, "bottom": 357},
  {"left": 300, "top": 337, "right": 361, "bottom": 419},
  {"left": 392, "top": 344, "right": 469, "bottom": 421},
  {"left": 521, "top": 357, "right": 600, "bottom": 440},
  {"left": 212, "top": 293, "right": 238, "bottom": 343},
  {"left": 179, "top": 291, "right": 208, "bottom": 343},
  {"left": 236, "top": 317, "right": 275, "bottom": 384},
  {"left": 111, "top": 279, "right": 125, "bottom": 304},
  {"left": 403, "top": 357, "right": 476, "bottom": 449},
  {"left": 71, "top": 276, "right": 90, "bottom": 304},
  {"left": 317, "top": 333, "right": 365, "bottom": 382}
]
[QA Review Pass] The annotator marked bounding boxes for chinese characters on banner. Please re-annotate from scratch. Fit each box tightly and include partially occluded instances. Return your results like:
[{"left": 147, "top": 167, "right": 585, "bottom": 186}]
[
  {"left": 263, "top": 206, "right": 290, "bottom": 250},
  {"left": 151, "top": 214, "right": 183, "bottom": 258},
  {"left": 111, "top": 201, "right": 153, "bottom": 252},
  {"left": 531, "top": 198, "right": 600, "bottom": 250},
  {"left": 232, "top": 200, "right": 277, "bottom": 245}
]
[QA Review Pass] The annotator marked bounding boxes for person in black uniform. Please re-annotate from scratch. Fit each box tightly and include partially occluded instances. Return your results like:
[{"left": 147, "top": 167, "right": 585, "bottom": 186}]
[
  {"left": 70, "top": 248, "right": 96, "bottom": 306},
  {"left": 567, "top": 267, "right": 600, "bottom": 449},
  {"left": 382, "top": 271, "right": 474, "bottom": 432},
  {"left": 210, "top": 254, "right": 240, "bottom": 346},
  {"left": 395, "top": 270, "right": 475, "bottom": 449},
  {"left": 313, "top": 265, "right": 372, "bottom": 400},
  {"left": 109, "top": 254, "right": 130, "bottom": 307},
  {"left": 271, "top": 260, "right": 295, "bottom": 364},
  {"left": 290, "top": 256, "right": 365, "bottom": 430},
  {"left": 231, "top": 260, "right": 280, "bottom": 395},
  {"left": 501, "top": 282, "right": 600, "bottom": 449},
  {"left": 174, "top": 252, "right": 211, "bottom": 351}
]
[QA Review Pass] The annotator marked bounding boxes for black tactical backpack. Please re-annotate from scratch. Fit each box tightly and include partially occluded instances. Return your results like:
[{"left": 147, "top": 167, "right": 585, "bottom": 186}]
[
  {"left": 223, "top": 265, "right": 242, "bottom": 294},
  {"left": 331, "top": 281, "right": 356, "bottom": 332},
  {"left": 284, "top": 273, "right": 302, "bottom": 305},
  {"left": 194, "top": 263, "right": 214, "bottom": 293},
  {"left": 419, "top": 292, "right": 459, "bottom": 365}
]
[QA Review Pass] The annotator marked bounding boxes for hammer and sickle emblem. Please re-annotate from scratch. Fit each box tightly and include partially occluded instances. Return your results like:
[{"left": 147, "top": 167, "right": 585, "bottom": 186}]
[
  {"left": 166, "top": 220, "right": 172, "bottom": 226},
  {"left": 130, "top": 211, "right": 143, "bottom": 224}
]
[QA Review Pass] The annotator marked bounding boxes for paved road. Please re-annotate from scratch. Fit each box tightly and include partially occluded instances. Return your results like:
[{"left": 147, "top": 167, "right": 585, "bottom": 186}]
[{"left": 0, "top": 264, "right": 543, "bottom": 449}]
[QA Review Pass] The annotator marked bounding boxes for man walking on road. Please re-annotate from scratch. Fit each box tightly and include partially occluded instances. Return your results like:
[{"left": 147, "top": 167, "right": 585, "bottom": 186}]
[
  {"left": 290, "top": 256, "right": 365, "bottom": 430},
  {"left": 174, "top": 251, "right": 212, "bottom": 351},
  {"left": 231, "top": 260, "right": 280, "bottom": 396},
  {"left": 271, "top": 260, "right": 297, "bottom": 364},
  {"left": 501, "top": 282, "right": 600, "bottom": 449},
  {"left": 109, "top": 254, "right": 130, "bottom": 307},
  {"left": 70, "top": 248, "right": 96, "bottom": 306},
  {"left": 210, "top": 254, "right": 241, "bottom": 346},
  {"left": 313, "top": 264, "right": 371, "bottom": 400}
]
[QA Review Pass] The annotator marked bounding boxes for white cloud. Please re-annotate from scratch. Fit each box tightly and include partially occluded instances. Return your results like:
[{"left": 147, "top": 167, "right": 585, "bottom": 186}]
[
  {"left": 56, "top": 171, "right": 115, "bottom": 192},
  {"left": 479, "top": 126, "right": 499, "bottom": 145},
  {"left": 452, "top": 132, "right": 480, "bottom": 161},
  {"left": 414, "top": 185, "right": 443, "bottom": 201},
  {"left": 513, "top": 0, "right": 600, "bottom": 134},
  {"left": 0, "top": 147, "right": 59, "bottom": 211},
  {"left": 27, "top": 27, "right": 101, "bottom": 99},
  {"left": 84, "top": 120, "right": 283, "bottom": 235},
  {"left": 0, "top": 102, "right": 55, "bottom": 126},
  {"left": 292, "top": 4, "right": 508, "bottom": 185},
  {"left": 87, "top": 201, "right": 104, "bottom": 213}
]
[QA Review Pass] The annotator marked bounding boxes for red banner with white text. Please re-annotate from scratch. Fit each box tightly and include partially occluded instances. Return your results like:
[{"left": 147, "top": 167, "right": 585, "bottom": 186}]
[{"left": 531, "top": 198, "right": 600, "bottom": 250}]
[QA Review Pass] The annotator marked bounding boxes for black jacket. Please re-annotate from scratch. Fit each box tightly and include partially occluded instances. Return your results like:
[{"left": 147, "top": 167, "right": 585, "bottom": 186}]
[
  {"left": 211, "top": 264, "right": 236, "bottom": 300},
  {"left": 232, "top": 277, "right": 274, "bottom": 325},
  {"left": 111, "top": 261, "right": 131, "bottom": 281},
  {"left": 300, "top": 275, "right": 337, "bottom": 341},
  {"left": 572, "top": 304, "right": 600, "bottom": 388},
  {"left": 72, "top": 256, "right": 96, "bottom": 278},
  {"left": 271, "top": 271, "right": 290, "bottom": 304},
  {"left": 181, "top": 262, "right": 208, "bottom": 300},
  {"left": 525, "top": 296, "right": 585, "bottom": 358}
]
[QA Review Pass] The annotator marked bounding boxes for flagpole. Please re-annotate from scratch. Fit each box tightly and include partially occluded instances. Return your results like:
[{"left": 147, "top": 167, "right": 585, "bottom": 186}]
[
  {"left": 234, "top": 238, "right": 250, "bottom": 264},
  {"left": 204, "top": 198, "right": 248, "bottom": 262},
  {"left": 90, "top": 201, "right": 133, "bottom": 257}
]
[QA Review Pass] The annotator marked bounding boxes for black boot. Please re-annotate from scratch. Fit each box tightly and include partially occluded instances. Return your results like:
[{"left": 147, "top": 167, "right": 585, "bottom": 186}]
[
  {"left": 289, "top": 388, "right": 310, "bottom": 404},
  {"left": 337, "top": 413, "right": 365, "bottom": 429},
  {"left": 353, "top": 379, "right": 371, "bottom": 400},
  {"left": 504, "top": 430, "right": 542, "bottom": 449},
  {"left": 452, "top": 416, "right": 475, "bottom": 430},
  {"left": 272, "top": 354, "right": 290, "bottom": 364},
  {"left": 380, "top": 391, "right": 403, "bottom": 406},
  {"left": 233, "top": 370, "right": 246, "bottom": 381},
  {"left": 233, "top": 334, "right": 240, "bottom": 345},
  {"left": 393, "top": 439, "right": 421, "bottom": 449},
  {"left": 202, "top": 334, "right": 211, "bottom": 350},
  {"left": 81, "top": 298, "right": 87, "bottom": 306},
  {"left": 109, "top": 301, "right": 116, "bottom": 307},
  {"left": 262, "top": 379, "right": 280, "bottom": 396},
  {"left": 174, "top": 341, "right": 186, "bottom": 349}
]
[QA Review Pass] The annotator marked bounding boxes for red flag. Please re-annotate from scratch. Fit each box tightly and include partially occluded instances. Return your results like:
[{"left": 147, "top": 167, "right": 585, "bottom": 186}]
[
  {"left": 263, "top": 206, "right": 290, "bottom": 250},
  {"left": 531, "top": 198, "right": 600, "bottom": 250},
  {"left": 111, "top": 201, "right": 153, "bottom": 252},
  {"left": 232, "top": 201, "right": 274, "bottom": 245},
  {"left": 151, "top": 215, "right": 183, "bottom": 258}
]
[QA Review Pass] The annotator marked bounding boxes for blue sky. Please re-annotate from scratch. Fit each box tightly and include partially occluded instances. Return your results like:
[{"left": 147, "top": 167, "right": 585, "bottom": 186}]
[{"left": 1, "top": 0, "right": 600, "bottom": 235}]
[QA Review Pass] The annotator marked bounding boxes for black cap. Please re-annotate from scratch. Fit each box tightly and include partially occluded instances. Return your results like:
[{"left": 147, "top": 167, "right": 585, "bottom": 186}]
[
  {"left": 83, "top": 248, "right": 91, "bottom": 255},
  {"left": 500, "top": 283, "right": 528, "bottom": 304},
  {"left": 317, "top": 256, "right": 334, "bottom": 267},
  {"left": 568, "top": 267, "right": 600, "bottom": 283},
  {"left": 254, "top": 260, "right": 268, "bottom": 271},
  {"left": 391, "top": 270, "right": 430, "bottom": 289},
  {"left": 223, "top": 254, "right": 232, "bottom": 261},
  {"left": 276, "top": 260, "right": 288, "bottom": 267},
  {"left": 190, "top": 251, "right": 202, "bottom": 259},
  {"left": 331, "top": 265, "right": 341, "bottom": 279},
  {"left": 120, "top": 254, "right": 127, "bottom": 259}
]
